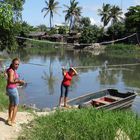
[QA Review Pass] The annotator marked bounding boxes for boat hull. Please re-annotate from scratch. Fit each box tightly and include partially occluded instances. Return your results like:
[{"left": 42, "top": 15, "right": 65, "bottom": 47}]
[{"left": 67, "top": 89, "right": 137, "bottom": 110}]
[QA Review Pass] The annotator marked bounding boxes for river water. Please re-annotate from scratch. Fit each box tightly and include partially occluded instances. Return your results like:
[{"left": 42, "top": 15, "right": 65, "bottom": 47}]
[{"left": 3, "top": 48, "right": 140, "bottom": 113}]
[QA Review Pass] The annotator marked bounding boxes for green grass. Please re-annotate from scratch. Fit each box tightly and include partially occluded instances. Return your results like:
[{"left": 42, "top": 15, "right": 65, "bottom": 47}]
[
  {"left": 0, "top": 73, "right": 8, "bottom": 111},
  {"left": 18, "top": 108, "right": 140, "bottom": 140},
  {"left": 25, "top": 39, "right": 64, "bottom": 48},
  {"left": 105, "top": 44, "right": 139, "bottom": 51},
  {"left": 105, "top": 44, "right": 140, "bottom": 58}
]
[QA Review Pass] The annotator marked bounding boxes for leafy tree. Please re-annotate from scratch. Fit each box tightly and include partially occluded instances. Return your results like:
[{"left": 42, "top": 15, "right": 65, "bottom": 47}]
[
  {"left": 80, "top": 17, "right": 91, "bottom": 27},
  {"left": 0, "top": 2, "right": 16, "bottom": 51},
  {"left": 107, "top": 22, "right": 126, "bottom": 40},
  {"left": 0, "top": 2, "right": 13, "bottom": 29},
  {"left": 98, "top": 3, "right": 111, "bottom": 27},
  {"left": 5, "top": 0, "right": 25, "bottom": 21},
  {"left": 41, "top": 0, "right": 60, "bottom": 28},
  {"left": 16, "top": 21, "right": 34, "bottom": 47},
  {"left": 58, "top": 26, "right": 68, "bottom": 34},
  {"left": 63, "top": 0, "right": 82, "bottom": 32},
  {"left": 125, "top": 5, "right": 140, "bottom": 32},
  {"left": 80, "top": 25, "right": 102, "bottom": 44}
]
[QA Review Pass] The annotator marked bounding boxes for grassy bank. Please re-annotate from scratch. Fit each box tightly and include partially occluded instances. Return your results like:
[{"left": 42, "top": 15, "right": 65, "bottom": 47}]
[
  {"left": 0, "top": 73, "right": 8, "bottom": 111},
  {"left": 25, "top": 39, "right": 64, "bottom": 48},
  {"left": 105, "top": 44, "right": 140, "bottom": 58},
  {"left": 18, "top": 108, "right": 140, "bottom": 140},
  {"left": 24, "top": 41, "right": 65, "bottom": 55}
]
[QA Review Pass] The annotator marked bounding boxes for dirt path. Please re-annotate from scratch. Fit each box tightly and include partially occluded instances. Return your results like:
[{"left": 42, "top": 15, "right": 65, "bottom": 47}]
[{"left": 0, "top": 111, "right": 34, "bottom": 140}]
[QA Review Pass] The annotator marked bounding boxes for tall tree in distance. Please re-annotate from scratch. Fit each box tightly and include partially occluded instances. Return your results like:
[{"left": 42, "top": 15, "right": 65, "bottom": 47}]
[
  {"left": 63, "top": 0, "right": 82, "bottom": 32},
  {"left": 98, "top": 3, "right": 111, "bottom": 27},
  {"left": 109, "top": 5, "right": 123, "bottom": 25},
  {"left": 41, "top": 0, "right": 60, "bottom": 28}
]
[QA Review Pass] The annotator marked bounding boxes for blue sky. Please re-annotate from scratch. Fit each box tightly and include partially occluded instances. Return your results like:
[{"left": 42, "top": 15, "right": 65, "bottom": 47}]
[{"left": 22, "top": 0, "right": 140, "bottom": 27}]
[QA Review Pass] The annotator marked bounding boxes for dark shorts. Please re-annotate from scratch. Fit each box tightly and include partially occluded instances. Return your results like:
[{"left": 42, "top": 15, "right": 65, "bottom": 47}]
[
  {"left": 6, "top": 88, "right": 19, "bottom": 106},
  {"left": 60, "top": 84, "right": 69, "bottom": 97}
]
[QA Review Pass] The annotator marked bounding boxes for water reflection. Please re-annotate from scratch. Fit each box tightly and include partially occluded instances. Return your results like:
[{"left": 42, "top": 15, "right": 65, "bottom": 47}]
[{"left": 4, "top": 47, "right": 140, "bottom": 111}]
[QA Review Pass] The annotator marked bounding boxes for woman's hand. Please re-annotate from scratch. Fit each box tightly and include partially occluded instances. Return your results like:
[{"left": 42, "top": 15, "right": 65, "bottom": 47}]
[
  {"left": 18, "top": 80, "right": 25, "bottom": 85},
  {"left": 62, "top": 67, "right": 66, "bottom": 76},
  {"left": 15, "top": 79, "right": 25, "bottom": 85}
]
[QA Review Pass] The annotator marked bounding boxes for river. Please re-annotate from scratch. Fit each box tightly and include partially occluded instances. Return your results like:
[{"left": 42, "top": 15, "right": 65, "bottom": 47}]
[{"left": 3, "top": 47, "right": 140, "bottom": 114}]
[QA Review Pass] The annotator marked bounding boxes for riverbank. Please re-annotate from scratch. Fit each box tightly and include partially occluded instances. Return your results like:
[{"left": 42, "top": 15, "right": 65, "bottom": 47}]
[
  {"left": 1, "top": 44, "right": 140, "bottom": 140},
  {"left": 0, "top": 112, "right": 34, "bottom": 140},
  {"left": 18, "top": 108, "right": 140, "bottom": 140},
  {"left": 1, "top": 106, "right": 140, "bottom": 140},
  {"left": 0, "top": 111, "right": 51, "bottom": 140}
]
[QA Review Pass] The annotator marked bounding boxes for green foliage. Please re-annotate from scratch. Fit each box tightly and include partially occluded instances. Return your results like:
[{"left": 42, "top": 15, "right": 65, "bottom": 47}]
[
  {"left": 0, "top": 3, "right": 13, "bottom": 30},
  {"left": 0, "top": 73, "right": 8, "bottom": 111},
  {"left": 107, "top": 22, "right": 126, "bottom": 39},
  {"left": 80, "top": 17, "right": 91, "bottom": 27},
  {"left": 63, "top": 0, "right": 82, "bottom": 32},
  {"left": 80, "top": 25, "right": 103, "bottom": 44},
  {"left": 14, "top": 21, "right": 33, "bottom": 47},
  {"left": 110, "top": 5, "right": 123, "bottom": 25},
  {"left": 0, "top": 2, "right": 27, "bottom": 51},
  {"left": 125, "top": 5, "right": 140, "bottom": 32},
  {"left": 106, "top": 44, "right": 136, "bottom": 51},
  {"left": 49, "top": 27, "right": 58, "bottom": 35},
  {"left": 98, "top": 3, "right": 111, "bottom": 27},
  {"left": 0, "top": 27, "right": 18, "bottom": 51},
  {"left": 58, "top": 26, "right": 68, "bottom": 34},
  {"left": 18, "top": 109, "right": 140, "bottom": 140},
  {"left": 98, "top": 3, "right": 123, "bottom": 27},
  {"left": 5, "top": 0, "right": 25, "bottom": 21}
]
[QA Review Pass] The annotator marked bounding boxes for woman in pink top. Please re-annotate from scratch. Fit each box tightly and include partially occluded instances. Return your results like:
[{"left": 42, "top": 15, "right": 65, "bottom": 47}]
[{"left": 6, "top": 58, "right": 25, "bottom": 126}]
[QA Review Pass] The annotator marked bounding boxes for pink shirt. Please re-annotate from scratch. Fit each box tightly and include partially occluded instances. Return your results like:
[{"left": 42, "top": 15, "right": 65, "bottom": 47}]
[{"left": 6, "top": 68, "right": 19, "bottom": 88}]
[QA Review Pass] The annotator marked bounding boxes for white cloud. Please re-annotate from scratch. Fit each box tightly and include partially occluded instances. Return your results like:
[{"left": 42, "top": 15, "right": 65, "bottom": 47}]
[
  {"left": 134, "top": 0, "right": 140, "bottom": 5},
  {"left": 90, "top": 17, "right": 96, "bottom": 25},
  {"left": 83, "top": 5, "right": 100, "bottom": 13}
]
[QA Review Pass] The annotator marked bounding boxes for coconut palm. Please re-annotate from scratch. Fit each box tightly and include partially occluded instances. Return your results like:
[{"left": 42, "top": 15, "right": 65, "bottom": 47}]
[
  {"left": 63, "top": 0, "right": 82, "bottom": 32},
  {"left": 110, "top": 5, "right": 123, "bottom": 25},
  {"left": 98, "top": 3, "right": 112, "bottom": 27},
  {"left": 41, "top": 0, "right": 60, "bottom": 28}
]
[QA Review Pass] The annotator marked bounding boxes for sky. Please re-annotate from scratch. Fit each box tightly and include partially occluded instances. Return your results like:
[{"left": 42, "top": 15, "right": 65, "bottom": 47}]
[{"left": 22, "top": 0, "right": 140, "bottom": 27}]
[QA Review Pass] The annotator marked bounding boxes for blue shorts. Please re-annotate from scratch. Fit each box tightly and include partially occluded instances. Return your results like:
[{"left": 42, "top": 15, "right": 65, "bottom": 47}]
[{"left": 6, "top": 88, "right": 19, "bottom": 106}]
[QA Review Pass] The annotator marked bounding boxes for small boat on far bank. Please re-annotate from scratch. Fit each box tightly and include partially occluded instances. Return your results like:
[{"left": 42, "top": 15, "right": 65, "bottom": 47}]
[{"left": 67, "top": 89, "right": 137, "bottom": 110}]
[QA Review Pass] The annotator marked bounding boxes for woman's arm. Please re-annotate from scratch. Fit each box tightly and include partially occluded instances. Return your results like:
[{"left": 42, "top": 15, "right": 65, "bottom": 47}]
[
  {"left": 8, "top": 70, "right": 24, "bottom": 85},
  {"left": 62, "top": 67, "right": 66, "bottom": 76}
]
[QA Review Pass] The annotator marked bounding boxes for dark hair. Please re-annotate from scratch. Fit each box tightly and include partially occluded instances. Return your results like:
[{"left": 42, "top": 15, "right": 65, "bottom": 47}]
[
  {"left": 10, "top": 58, "right": 20, "bottom": 68},
  {"left": 69, "top": 68, "right": 73, "bottom": 72}
]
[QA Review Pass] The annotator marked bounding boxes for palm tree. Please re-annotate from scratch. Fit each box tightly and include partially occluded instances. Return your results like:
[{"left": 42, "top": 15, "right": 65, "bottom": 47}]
[
  {"left": 63, "top": 0, "right": 82, "bottom": 32},
  {"left": 41, "top": 0, "right": 60, "bottom": 28},
  {"left": 109, "top": 5, "right": 123, "bottom": 41},
  {"left": 110, "top": 5, "right": 123, "bottom": 25},
  {"left": 98, "top": 3, "right": 112, "bottom": 27}
]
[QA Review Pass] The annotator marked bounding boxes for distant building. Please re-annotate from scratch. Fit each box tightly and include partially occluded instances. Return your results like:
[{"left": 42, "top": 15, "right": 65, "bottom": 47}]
[{"left": 28, "top": 32, "right": 47, "bottom": 40}]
